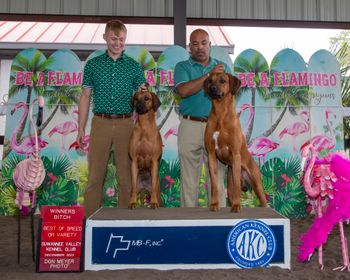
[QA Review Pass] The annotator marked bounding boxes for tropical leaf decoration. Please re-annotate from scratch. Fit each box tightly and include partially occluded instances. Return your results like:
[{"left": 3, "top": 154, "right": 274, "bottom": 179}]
[
  {"left": 198, "top": 165, "right": 209, "bottom": 207},
  {"left": 260, "top": 156, "right": 306, "bottom": 218},
  {"left": 261, "top": 175, "right": 275, "bottom": 204},
  {"left": 1, "top": 155, "right": 75, "bottom": 213},
  {"left": 68, "top": 160, "right": 88, "bottom": 205},
  {"left": 1, "top": 154, "right": 25, "bottom": 187},
  {"left": 102, "top": 163, "right": 118, "bottom": 207},
  {"left": 37, "top": 176, "right": 78, "bottom": 206},
  {"left": 161, "top": 179, "right": 180, "bottom": 208},
  {"left": 0, "top": 185, "right": 17, "bottom": 216},
  {"left": 0, "top": 154, "right": 29, "bottom": 215},
  {"left": 241, "top": 190, "right": 256, "bottom": 208},
  {"left": 42, "top": 155, "right": 71, "bottom": 179},
  {"left": 272, "top": 179, "right": 306, "bottom": 218},
  {"left": 33, "top": 155, "right": 78, "bottom": 207},
  {"left": 159, "top": 159, "right": 181, "bottom": 208}
]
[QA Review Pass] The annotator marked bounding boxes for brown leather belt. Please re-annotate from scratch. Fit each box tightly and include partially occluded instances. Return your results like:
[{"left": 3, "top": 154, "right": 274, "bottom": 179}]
[
  {"left": 182, "top": 115, "right": 208, "bottom": 122},
  {"left": 95, "top": 113, "right": 132, "bottom": 119}
]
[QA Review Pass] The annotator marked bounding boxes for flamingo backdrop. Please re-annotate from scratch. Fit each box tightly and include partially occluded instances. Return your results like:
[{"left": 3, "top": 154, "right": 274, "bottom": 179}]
[{"left": 0, "top": 46, "right": 343, "bottom": 217}]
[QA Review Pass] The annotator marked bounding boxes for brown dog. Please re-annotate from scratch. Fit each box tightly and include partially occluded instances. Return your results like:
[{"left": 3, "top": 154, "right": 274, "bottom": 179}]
[
  {"left": 128, "top": 89, "right": 162, "bottom": 209},
  {"left": 204, "top": 72, "right": 268, "bottom": 212}
]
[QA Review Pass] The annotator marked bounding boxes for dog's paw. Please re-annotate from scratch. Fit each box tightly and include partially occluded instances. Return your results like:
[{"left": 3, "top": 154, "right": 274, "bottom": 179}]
[
  {"left": 259, "top": 201, "right": 269, "bottom": 207},
  {"left": 210, "top": 203, "right": 220, "bottom": 212},
  {"left": 128, "top": 203, "right": 137, "bottom": 210},
  {"left": 150, "top": 202, "right": 159, "bottom": 209},
  {"left": 231, "top": 204, "right": 242, "bottom": 213}
]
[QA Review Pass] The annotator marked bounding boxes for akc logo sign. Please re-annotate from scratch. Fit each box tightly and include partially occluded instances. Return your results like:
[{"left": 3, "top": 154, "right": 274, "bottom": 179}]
[{"left": 226, "top": 220, "right": 276, "bottom": 268}]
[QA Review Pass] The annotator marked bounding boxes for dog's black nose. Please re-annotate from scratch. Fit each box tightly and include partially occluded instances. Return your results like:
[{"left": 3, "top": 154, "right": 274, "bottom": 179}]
[
  {"left": 135, "top": 102, "right": 148, "bottom": 114},
  {"left": 209, "top": 84, "right": 218, "bottom": 94}
]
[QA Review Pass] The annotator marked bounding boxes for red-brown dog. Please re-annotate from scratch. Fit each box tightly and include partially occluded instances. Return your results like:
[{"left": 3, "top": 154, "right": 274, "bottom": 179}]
[
  {"left": 128, "top": 89, "right": 162, "bottom": 209},
  {"left": 204, "top": 72, "right": 268, "bottom": 212}
]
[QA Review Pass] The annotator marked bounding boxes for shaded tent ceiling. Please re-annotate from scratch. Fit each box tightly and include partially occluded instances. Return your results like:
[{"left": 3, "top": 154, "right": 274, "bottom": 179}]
[{"left": 0, "top": 21, "right": 235, "bottom": 58}]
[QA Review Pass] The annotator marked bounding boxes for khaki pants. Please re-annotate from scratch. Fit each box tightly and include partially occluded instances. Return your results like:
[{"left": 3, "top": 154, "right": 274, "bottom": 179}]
[
  {"left": 84, "top": 116, "right": 133, "bottom": 217},
  {"left": 178, "top": 117, "right": 226, "bottom": 208}
]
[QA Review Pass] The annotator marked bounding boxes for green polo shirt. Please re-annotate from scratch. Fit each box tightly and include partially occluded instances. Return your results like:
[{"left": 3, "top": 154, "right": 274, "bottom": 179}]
[
  {"left": 174, "top": 57, "right": 232, "bottom": 117},
  {"left": 83, "top": 51, "right": 146, "bottom": 114}
]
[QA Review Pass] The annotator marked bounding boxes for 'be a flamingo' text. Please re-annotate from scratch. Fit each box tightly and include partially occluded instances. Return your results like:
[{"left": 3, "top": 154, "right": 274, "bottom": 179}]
[
  {"left": 239, "top": 71, "right": 338, "bottom": 88},
  {"left": 15, "top": 71, "right": 82, "bottom": 86}
]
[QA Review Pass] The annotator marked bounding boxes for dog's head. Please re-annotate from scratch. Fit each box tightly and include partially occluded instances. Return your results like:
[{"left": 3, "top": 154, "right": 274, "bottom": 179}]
[
  {"left": 130, "top": 89, "right": 161, "bottom": 114},
  {"left": 204, "top": 72, "right": 241, "bottom": 100}
]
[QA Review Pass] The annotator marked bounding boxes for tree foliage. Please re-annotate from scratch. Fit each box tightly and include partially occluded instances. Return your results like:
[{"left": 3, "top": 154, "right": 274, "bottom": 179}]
[{"left": 330, "top": 31, "right": 350, "bottom": 145}]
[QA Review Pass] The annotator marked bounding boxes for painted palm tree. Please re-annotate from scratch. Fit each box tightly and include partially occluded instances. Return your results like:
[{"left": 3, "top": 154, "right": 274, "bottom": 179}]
[
  {"left": 135, "top": 48, "right": 156, "bottom": 71},
  {"left": 129, "top": 47, "right": 174, "bottom": 131},
  {"left": 39, "top": 82, "right": 81, "bottom": 132},
  {"left": 4, "top": 51, "right": 53, "bottom": 158},
  {"left": 154, "top": 53, "right": 177, "bottom": 131},
  {"left": 332, "top": 41, "right": 350, "bottom": 142},
  {"left": 263, "top": 73, "right": 309, "bottom": 138},
  {"left": 234, "top": 52, "right": 269, "bottom": 142}
]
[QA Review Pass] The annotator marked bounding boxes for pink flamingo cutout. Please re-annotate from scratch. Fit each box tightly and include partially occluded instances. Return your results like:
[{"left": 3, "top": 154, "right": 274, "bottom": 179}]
[
  {"left": 236, "top": 103, "right": 279, "bottom": 165},
  {"left": 237, "top": 103, "right": 253, "bottom": 136},
  {"left": 10, "top": 102, "right": 48, "bottom": 156},
  {"left": 13, "top": 96, "right": 46, "bottom": 213},
  {"left": 299, "top": 144, "right": 350, "bottom": 271},
  {"left": 247, "top": 137, "right": 280, "bottom": 166},
  {"left": 69, "top": 134, "right": 90, "bottom": 156},
  {"left": 300, "top": 108, "right": 336, "bottom": 155},
  {"left": 279, "top": 110, "right": 310, "bottom": 151},
  {"left": 163, "top": 125, "right": 178, "bottom": 139},
  {"left": 48, "top": 110, "right": 78, "bottom": 151}
]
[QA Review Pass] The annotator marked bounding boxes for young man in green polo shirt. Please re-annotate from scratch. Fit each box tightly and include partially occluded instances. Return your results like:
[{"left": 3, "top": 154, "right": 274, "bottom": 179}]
[
  {"left": 174, "top": 29, "right": 231, "bottom": 208},
  {"left": 77, "top": 19, "right": 146, "bottom": 217}
]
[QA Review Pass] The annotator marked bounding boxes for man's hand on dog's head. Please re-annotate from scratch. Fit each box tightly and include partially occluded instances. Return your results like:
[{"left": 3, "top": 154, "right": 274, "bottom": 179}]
[
  {"left": 138, "top": 83, "right": 148, "bottom": 92},
  {"left": 210, "top": 64, "right": 225, "bottom": 75}
]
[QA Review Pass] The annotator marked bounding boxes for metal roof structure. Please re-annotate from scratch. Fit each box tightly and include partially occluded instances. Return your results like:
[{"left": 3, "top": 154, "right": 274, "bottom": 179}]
[{"left": 0, "top": 21, "right": 234, "bottom": 54}]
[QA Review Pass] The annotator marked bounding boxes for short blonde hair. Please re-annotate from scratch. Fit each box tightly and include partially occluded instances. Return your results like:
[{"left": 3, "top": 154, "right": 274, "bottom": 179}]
[{"left": 105, "top": 19, "right": 127, "bottom": 33}]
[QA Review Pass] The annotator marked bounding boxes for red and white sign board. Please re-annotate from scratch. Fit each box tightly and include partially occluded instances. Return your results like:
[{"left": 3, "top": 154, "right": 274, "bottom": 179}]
[{"left": 36, "top": 205, "right": 85, "bottom": 272}]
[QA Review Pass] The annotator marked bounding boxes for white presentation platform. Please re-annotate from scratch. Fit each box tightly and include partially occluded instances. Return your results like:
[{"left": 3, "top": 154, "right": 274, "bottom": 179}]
[{"left": 85, "top": 207, "right": 290, "bottom": 270}]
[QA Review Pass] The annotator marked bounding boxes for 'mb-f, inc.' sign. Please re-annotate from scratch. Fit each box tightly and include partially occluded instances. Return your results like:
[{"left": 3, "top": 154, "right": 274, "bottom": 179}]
[{"left": 85, "top": 209, "right": 289, "bottom": 270}]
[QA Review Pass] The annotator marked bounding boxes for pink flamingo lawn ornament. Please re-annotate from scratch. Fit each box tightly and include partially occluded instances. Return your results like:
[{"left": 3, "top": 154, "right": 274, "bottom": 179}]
[
  {"left": 13, "top": 96, "right": 46, "bottom": 263},
  {"left": 10, "top": 101, "right": 48, "bottom": 156},
  {"left": 300, "top": 108, "right": 336, "bottom": 156},
  {"left": 13, "top": 96, "right": 46, "bottom": 214},
  {"left": 298, "top": 143, "right": 350, "bottom": 271},
  {"left": 278, "top": 110, "right": 310, "bottom": 151},
  {"left": 48, "top": 110, "right": 78, "bottom": 152}
]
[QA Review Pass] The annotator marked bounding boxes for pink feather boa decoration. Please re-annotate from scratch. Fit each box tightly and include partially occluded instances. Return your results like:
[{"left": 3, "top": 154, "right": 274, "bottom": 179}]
[{"left": 298, "top": 153, "right": 350, "bottom": 262}]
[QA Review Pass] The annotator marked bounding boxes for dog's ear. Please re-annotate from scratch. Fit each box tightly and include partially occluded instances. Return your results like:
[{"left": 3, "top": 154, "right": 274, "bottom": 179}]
[
  {"left": 228, "top": 74, "right": 241, "bottom": 95},
  {"left": 203, "top": 74, "right": 210, "bottom": 95},
  {"left": 130, "top": 94, "right": 136, "bottom": 111},
  {"left": 151, "top": 92, "right": 161, "bottom": 112}
]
